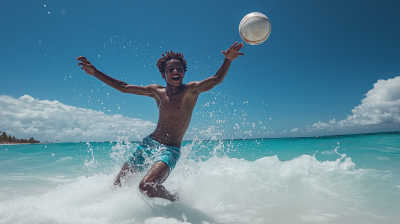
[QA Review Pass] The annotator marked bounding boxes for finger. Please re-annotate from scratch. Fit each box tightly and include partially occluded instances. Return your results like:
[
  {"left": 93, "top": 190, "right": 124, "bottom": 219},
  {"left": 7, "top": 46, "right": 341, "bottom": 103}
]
[
  {"left": 77, "top": 56, "right": 87, "bottom": 62},
  {"left": 76, "top": 56, "right": 86, "bottom": 61},
  {"left": 77, "top": 62, "right": 84, "bottom": 66},
  {"left": 234, "top": 42, "right": 244, "bottom": 50},
  {"left": 238, "top": 52, "right": 244, "bottom": 55},
  {"left": 77, "top": 57, "right": 90, "bottom": 64},
  {"left": 229, "top": 41, "right": 238, "bottom": 49},
  {"left": 234, "top": 47, "right": 241, "bottom": 52}
]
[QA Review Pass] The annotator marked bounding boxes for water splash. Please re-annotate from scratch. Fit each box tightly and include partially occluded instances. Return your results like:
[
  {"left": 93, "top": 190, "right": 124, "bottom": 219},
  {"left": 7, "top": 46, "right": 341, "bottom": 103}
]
[
  {"left": 109, "top": 136, "right": 135, "bottom": 166},
  {"left": 84, "top": 142, "right": 98, "bottom": 171}
]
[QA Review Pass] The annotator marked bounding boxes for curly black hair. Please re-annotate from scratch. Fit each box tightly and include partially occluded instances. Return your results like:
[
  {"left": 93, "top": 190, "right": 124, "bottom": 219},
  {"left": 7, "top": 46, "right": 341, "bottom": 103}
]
[{"left": 156, "top": 51, "right": 187, "bottom": 75}]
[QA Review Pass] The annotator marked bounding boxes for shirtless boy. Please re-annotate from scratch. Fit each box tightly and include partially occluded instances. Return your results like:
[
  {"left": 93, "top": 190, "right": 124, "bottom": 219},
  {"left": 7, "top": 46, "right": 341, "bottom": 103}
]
[{"left": 77, "top": 41, "right": 244, "bottom": 202}]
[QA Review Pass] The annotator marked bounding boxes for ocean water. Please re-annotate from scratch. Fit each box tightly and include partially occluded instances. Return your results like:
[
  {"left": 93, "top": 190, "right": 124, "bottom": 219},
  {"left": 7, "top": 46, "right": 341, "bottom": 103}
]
[{"left": 0, "top": 132, "right": 399, "bottom": 224}]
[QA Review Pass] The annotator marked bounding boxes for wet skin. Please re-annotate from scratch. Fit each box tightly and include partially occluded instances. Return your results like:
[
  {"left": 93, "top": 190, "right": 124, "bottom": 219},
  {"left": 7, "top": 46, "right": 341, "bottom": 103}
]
[{"left": 77, "top": 41, "right": 244, "bottom": 202}]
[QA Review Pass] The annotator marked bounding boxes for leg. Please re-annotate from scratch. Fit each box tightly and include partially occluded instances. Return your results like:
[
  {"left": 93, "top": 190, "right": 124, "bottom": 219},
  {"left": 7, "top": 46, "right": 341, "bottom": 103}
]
[
  {"left": 114, "top": 162, "right": 134, "bottom": 187},
  {"left": 139, "top": 161, "right": 178, "bottom": 202}
]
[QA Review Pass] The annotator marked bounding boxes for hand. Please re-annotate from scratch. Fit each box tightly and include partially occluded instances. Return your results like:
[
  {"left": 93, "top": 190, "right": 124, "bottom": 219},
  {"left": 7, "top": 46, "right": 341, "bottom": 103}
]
[
  {"left": 221, "top": 41, "right": 244, "bottom": 61},
  {"left": 76, "top": 56, "right": 97, "bottom": 75}
]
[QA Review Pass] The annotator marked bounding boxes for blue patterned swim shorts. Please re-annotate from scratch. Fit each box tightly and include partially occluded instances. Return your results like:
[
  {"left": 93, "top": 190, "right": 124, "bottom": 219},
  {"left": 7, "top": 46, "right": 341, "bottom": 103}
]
[{"left": 127, "top": 135, "right": 180, "bottom": 173}]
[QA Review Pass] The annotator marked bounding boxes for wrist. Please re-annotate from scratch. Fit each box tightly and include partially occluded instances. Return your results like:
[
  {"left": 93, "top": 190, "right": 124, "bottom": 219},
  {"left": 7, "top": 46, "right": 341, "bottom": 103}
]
[
  {"left": 91, "top": 68, "right": 100, "bottom": 75},
  {"left": 224, "top": 57, "right": 232, "bottom": 62}
]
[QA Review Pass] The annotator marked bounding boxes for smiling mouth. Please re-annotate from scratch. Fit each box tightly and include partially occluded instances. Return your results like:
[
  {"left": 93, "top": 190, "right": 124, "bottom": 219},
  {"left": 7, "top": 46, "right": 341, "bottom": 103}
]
[{"left": 172, "top": 76, "right": 180, "bottom": 81}]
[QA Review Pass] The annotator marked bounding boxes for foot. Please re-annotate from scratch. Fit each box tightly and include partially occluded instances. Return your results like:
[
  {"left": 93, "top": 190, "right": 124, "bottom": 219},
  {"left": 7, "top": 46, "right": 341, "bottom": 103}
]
[{"left": 170, "top": 192, "right": 180, "bottom": 202}]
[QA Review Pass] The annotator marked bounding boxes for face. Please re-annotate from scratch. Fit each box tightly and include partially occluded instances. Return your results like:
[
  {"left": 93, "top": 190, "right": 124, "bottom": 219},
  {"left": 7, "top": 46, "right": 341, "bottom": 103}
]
[{"left": 163, "top": 59, "right": 185, "bottom": 87}]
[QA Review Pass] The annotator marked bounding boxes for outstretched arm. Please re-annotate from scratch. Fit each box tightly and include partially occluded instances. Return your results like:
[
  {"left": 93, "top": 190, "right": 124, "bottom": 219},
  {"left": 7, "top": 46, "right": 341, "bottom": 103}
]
[
  {"left": 76, "top": 56, "right": 155, "bottom": 97},
  {"left": 190, "top": 42, "right": 244, "bottom": 93}
]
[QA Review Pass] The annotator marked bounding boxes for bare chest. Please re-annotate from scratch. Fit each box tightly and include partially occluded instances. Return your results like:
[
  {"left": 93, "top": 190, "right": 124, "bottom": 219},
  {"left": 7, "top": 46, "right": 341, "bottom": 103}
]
[
  {"left": 159, "top": 94, "right": 186, "bottom": 112},
  {"left": 155, "top": 86, "right": 198, "bottom": 118}
]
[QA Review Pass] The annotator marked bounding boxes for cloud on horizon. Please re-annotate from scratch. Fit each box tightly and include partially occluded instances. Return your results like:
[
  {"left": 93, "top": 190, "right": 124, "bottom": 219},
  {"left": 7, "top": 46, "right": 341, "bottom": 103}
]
[
  {"left": 2, "top": 76, "right": 399, "bottom": 143},
  {"left": 293, "top": 76, "right": 400, "bottom": 136},
  {"left": 0, "top": 95, "right": 155, "bottom": 142}
]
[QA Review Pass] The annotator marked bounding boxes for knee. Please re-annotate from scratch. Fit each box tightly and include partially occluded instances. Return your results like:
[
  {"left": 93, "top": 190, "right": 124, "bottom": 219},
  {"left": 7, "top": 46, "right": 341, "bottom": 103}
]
[{"left": 139, "top": 181, "right": 155, "bottom": 197}]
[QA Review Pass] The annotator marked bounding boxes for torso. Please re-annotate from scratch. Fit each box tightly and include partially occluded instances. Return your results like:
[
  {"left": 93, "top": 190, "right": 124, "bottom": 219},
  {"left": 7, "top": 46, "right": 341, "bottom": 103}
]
[{"left": 149, "top": 84, "right": 199, "bottom": 148}]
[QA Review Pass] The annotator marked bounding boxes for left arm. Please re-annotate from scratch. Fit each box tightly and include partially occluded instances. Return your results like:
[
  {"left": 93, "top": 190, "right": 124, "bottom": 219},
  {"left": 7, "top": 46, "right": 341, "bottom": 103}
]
[{"left": 190, "top": 42, "right": 244, "bottom": 93}]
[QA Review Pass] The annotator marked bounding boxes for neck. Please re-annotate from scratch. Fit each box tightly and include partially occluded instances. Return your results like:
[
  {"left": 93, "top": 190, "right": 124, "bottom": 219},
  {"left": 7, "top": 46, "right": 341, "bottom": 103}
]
[{"left": 166, "top": 84, "right": 183, "bottom": 96}]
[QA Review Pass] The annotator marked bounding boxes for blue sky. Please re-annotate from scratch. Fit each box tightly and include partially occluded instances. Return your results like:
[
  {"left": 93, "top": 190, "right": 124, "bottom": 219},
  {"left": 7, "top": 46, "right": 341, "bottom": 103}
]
[{"left": 1, "top": 0, "right": 400, "bottom": 142}]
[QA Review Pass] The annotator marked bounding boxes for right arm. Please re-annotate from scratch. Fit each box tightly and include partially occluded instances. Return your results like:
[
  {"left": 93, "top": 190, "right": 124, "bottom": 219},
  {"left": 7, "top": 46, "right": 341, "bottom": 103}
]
[
  {"left": 187, "top": 42, "right": 244, "bottom": 94},
  {"left": 76, "top": 56, "right": 156, "bottom": 97}
]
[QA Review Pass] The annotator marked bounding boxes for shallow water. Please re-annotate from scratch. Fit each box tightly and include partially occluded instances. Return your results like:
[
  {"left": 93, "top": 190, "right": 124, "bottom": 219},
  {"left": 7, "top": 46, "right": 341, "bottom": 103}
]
[{"left": 0, "top": 132, "right": 399, "bottom": 224}]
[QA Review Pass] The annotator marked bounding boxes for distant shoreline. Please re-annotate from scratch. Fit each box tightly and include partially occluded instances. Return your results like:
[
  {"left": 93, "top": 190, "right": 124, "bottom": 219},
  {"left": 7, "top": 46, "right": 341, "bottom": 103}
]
[{"left": 0, "top": 142, "right": 38, "bottom": 145}]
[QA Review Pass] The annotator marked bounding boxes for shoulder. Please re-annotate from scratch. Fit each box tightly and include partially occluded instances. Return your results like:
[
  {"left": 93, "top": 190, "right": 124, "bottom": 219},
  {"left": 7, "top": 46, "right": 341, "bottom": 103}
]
[
  {"left": 148, "top": 84, "right": 164, "bottom": 88},
  {"left": 186, "top": 81, "right": 200, "bottom": 87},
  {"left": 185, "top": 81, "right": 201, "bottom": 94},
  {"left": 147, "top": 84, "right": 166, "bottom": 97},
  {"left": 185, "top": 81, "right": 201, "bottom": 91},
  {"left": 146, "top": 84, "right": 164, "bottom": 91},
  {"left": 124, "top": 84, "right": 164, "bottom": 97}
]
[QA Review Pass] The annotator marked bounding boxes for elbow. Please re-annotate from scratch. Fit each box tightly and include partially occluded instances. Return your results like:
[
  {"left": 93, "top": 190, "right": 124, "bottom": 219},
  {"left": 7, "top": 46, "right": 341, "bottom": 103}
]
[
  {"left": 213, "top": 76, "right": 223, "bottom": 86},
  {"left": 206, "top": 79, "right": 222, "bottom": 92},
  {"left": 119, "top": 84, "right": 129, "bottom": 93}
]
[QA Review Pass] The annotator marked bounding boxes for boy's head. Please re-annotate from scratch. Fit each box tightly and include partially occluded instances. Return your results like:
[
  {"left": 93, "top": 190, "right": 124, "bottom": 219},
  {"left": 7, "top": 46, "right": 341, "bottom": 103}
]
[{"left": 156, "top": 51, "right": 188, "bottom": 86}]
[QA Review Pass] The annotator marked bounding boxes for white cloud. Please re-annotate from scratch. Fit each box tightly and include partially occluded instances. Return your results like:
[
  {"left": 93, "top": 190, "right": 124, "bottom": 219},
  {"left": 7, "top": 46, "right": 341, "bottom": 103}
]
[
  {"left": 305, "top": 76, "right": 400, "bottom": 134},
  {"left": 0, "top": 95, "right": 156, "bottom": 142},
  {"left": 291, "top": 128, "right": 299, "bottom": 132}
]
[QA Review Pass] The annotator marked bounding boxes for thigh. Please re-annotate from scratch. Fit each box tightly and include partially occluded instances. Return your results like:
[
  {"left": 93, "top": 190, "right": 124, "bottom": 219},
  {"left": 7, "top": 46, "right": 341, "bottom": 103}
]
[
  {"left": 127, "top": 146, "right": 147, "bottom": 172},
  {"left": 141, "top": 161, "right": 170, "bottom": 185},
  {"left": 157, "top": 148, "right": 180, "bottom": 171}
]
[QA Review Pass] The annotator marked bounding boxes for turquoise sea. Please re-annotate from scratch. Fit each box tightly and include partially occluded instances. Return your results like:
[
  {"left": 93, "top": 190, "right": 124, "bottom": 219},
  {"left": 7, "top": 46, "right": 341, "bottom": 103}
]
[{"left": 1, "top": 132, "right": 399, "bottom": 224}]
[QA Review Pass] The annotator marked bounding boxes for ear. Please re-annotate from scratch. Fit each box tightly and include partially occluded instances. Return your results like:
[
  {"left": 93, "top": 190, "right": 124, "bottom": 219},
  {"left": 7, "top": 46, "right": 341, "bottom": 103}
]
[{"left": 161, "top": 72, "right": 166, "bottom": 80}]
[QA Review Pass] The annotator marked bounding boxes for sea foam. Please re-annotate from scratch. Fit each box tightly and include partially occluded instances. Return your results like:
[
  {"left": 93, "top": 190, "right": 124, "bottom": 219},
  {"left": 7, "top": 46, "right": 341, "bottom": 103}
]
[{"left": 0, "top": 137, "right": 399, "bottom": 224}]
